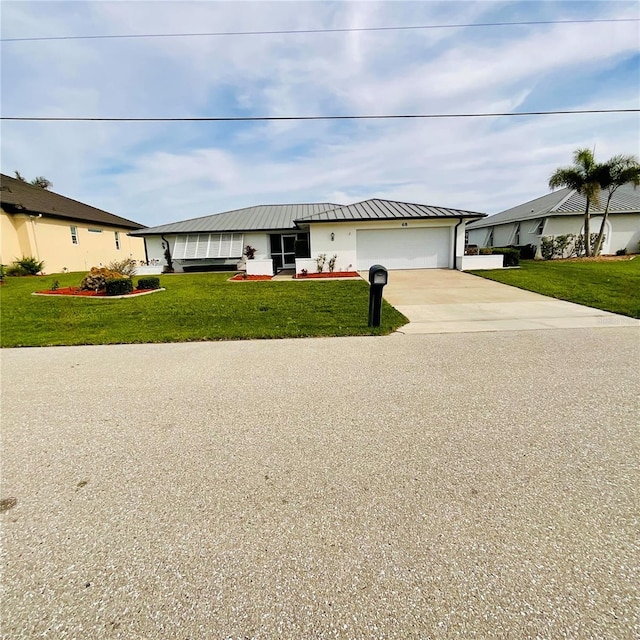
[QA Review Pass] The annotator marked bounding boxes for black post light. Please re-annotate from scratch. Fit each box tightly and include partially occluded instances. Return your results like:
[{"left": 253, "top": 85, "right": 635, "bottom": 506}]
[{"left": 368, "top": 264, "right": 388, "bottom": 327}]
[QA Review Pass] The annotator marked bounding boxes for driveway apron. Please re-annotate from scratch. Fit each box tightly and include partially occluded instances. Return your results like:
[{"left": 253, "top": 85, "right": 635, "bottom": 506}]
[{"left": 381, "top": 269, "right": 640, "bottom": 334}]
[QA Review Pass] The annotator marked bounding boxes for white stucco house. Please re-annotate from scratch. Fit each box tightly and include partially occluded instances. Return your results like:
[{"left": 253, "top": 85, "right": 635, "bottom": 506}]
[
  {"left": 467, "top": 183, "right": 640, "bottom": 255},
  {"left": 131, "top": 198, "right": 488, "bottom": 275}
]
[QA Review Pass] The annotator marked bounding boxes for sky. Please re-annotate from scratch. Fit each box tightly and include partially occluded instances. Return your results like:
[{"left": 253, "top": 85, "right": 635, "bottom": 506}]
[{"left": 1, "top": 0, "right": 639, "bottom": 228}]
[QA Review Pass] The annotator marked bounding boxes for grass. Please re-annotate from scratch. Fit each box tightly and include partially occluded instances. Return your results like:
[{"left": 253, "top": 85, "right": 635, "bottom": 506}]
[
  {"left": 0, "top": 272, "right": 408, "bottom": 348},
  {"left": 470, "top": 258, "right": 640, "bottom": 319}
]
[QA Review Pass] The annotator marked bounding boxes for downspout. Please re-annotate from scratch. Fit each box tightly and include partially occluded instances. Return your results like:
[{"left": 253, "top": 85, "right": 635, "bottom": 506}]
[
  {"left": 29, "top": 214, "right": 43, "bottom": 264},
  {"left": 452, "top": 217, "right": 464, "bottom": 270}
]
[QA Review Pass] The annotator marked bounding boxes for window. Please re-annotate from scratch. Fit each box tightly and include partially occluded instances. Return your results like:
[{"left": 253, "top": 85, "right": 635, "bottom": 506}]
[
  {"left": 88, "top": 228, "right": 102, "bottom": 233},
  {"left": 513, "top": 223, "right": 520, "bottom": 245},
  {"left": 172, "top": 233, "right": 244, "bottom": 259},
  {"left": 115, "top": 231, "right": 120, "bottom": 250},
  {"left": 70, "top": 225, "right": 78, "bottom": 244},
  {"left": 529, "top": 219, "right": 546, "bottom": 235}
]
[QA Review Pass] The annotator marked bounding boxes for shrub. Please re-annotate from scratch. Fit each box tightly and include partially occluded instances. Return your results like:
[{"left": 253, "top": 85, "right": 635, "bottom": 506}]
[
  {"left": 8, "top": 256, "right": 44, "bottom": 275},
  {"left": 80, "top": 267, "right": 125, "bottom": 291},
  {"left": 105, "top": 278, "right": 133, "bottom": 296},
  {"left": 328, "top": 254, "right": 337, "bottom": 273},
  {"left": 512, "top": 244, "right": 536, "bottom": 260},
  {"left": 540, "top": 236, "right": 554, "bottom": 260},
  {"left": 616, "top": 248, "right": 628, "bottom": 256},
  {"left": 316, "top": 253, "right": 327, "bottom": 272},
  {"left": 479, "top": 247, "right": 493, "bottom": 255},
  {"left": 108, "top": 257, "right": 137, "bottom": 277},
  {"left": 137, "top": 277, "right": 160, "bottom": 290},
  {"left": 491, "top": 248, "right": 520, "bottom": 267},
  {"left": 244, "top": 245, "right": 257, "bottom": 260},
  {"left": 5, "top": 264, "right": 29, "bottom": 276}
]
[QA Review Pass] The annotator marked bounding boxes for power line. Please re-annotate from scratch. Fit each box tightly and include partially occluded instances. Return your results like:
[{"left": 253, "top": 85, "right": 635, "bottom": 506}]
[
  {"left": 1, "top": 109, "right": 637, "bottom": 122},
  {"left": 2, "top": 17, "right": 638, "bottom": 43}
]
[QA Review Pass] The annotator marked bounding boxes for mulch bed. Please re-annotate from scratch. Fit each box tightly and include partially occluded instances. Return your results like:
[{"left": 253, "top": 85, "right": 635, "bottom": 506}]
[
  {"left": 228, "top": 274, "right": 273, "bottom": 281},
  {"left": 35, "top": 287, "right": 157, "bottom": 297},
  {"left": 295, "top": 272, "right": 360, "bottom": 279}
]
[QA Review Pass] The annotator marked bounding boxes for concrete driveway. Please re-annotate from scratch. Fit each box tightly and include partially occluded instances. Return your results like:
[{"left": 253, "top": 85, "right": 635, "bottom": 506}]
[{"left": 382, "top": 269, "right": 640, "bottom": 333}]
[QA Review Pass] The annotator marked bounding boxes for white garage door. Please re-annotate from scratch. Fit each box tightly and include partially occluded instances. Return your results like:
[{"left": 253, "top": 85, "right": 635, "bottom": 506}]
[{"left": 356, "top": 227, "right": 451, "bottom": 270}]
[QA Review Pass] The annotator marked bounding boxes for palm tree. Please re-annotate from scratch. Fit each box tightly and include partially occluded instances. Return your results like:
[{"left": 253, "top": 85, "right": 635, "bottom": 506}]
[
  {"left": 30, "top": 176, "right": 53, "bottom": 189},
  {"left": 549, "top": 148, "right": 601, "bottom": 257},
  {"left": 592, "top": 154, "right": 640, "bottom": 255}
]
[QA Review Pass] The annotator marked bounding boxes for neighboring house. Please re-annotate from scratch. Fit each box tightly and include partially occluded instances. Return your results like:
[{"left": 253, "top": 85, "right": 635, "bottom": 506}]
[
  {"left": 467, "top": 184, "right": 640, "bottom": 255},
  {"left": 131, "top": 198, "right": 487, "bottom": 273},
  {"left": 1, "top": 174, "right": 146, "bottom": 273}
]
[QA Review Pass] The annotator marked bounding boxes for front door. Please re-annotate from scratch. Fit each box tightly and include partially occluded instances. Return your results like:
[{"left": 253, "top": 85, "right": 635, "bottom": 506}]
[{"left": 270, "top": 233, "right": 303, "bottom": 270}]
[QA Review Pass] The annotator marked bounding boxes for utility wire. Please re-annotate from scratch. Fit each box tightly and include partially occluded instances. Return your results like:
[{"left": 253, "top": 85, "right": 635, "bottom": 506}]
[
  {"left": 2, "top": 109, "right": 637, "bottom": 122},
  {"left": 2, "top": 17, "right": 638, "bottom": 43}
]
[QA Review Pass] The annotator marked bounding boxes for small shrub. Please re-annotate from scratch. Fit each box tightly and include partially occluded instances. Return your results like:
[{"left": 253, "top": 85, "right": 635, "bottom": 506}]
[
  {"left": 616, "top": 248, "right": 628, "bottom": 256},
  {"left": 244, "top": 245, "right": 257, "bottom": 260},
  {"left": 5, "top": 264, "right": 28, "bottom": 276},
  {"left": 80, "top": 267, "right": 125, "bottom": 291},
  {"left": 8, "top": 256, "right": 44, "bottom": 275},
  {"left": 328, "top": 254, "right": 337, "bottom": 273},
  {"left": 0, "top": 264, "right": 4, "bottom": 282},
  {"left": 299, "top": 268, "right": 308, "bottom": 277},
  {"left": 50, "top": 280, "right": 60, "bottom": 291},
  {"left": 316, "top": 253, "right": 327, "bottom": 273},
  {"left": 108, "top": 257, "right": 137, "bottom": 277},
  {"left": 105, "top": 278, "right": 133, "bottom": 296},
  {"left": 137, "top": 277, "right": 160, "bottom": 290},
  {"left": 479, "top": 247, "right": 493, "bottom": 255},
  {"left": 491, "top": 248, "right": 520, "bottom": 267},
  {"left": 513, "top": 244, "right": 536, "bottom": 260},
  {"left": 540, "top": 236, "right": 554, "bottom": 260}
]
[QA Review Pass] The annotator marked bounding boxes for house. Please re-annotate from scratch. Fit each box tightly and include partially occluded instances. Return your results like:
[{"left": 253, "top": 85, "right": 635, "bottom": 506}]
[
  {"left": 131, "top": 198, "right": 487, "bottom": 274},
  {"left": 467, "top": 183, "right": 640, "bottom": 255},
  {"left": 1, "top": 174, "right": 147, "bottom": 273}
]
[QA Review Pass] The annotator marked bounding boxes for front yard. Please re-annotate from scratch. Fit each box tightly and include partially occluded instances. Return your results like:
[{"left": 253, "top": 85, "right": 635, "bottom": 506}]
[
  {"left": 0, "top": 272, "right": 408, "bottom": 348},
  {"left": 470, "top": 257, "right": 640, "bottom": 319}
]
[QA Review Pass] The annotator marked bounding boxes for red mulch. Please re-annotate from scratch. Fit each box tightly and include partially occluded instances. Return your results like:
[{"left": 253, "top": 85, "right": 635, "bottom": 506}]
[
  {"left": 295, "top": 271, "right": 360, "bottom": 279},
  {"left": 35, "top": 287, "right": 155, "bottom": 297},
  {"left": 229, "top": 274, "right": 273, "bottom": 281}
]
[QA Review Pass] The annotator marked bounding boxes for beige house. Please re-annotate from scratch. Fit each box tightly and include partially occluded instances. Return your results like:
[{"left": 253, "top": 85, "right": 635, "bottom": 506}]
[{"left": 1, "top": 174, "right": 146, "bottom": 274}]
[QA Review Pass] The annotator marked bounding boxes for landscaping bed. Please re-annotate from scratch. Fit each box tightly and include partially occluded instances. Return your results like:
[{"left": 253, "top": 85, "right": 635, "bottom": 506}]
[
  {"left": 228, "top": 274, "right": 273, "bottom": 281},
  {"left": 34, "top": 287, "right": 161, "bottom": 298},
  {"left": 295, "top": 271, "right": 360, "bottom": 279}
]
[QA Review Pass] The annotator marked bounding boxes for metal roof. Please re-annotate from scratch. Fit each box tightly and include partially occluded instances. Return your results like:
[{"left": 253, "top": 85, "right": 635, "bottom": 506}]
[
  {"left": 0, "top": 173, "right": 144, "bottom": 229},
  {"left": 132, "top": 203, "right": 341, "bottom": 236},
  {"left": 468, "top": 183, "right": 640, "bottom": 230},
  {"left": 295, "top": 198, "right": 486, "bottom": 223}
]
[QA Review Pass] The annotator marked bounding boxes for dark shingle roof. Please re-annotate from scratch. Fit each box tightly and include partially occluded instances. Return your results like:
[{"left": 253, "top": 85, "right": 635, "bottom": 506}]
[
  {"left": 0, "top": 174, "right": 144, "bottom": 229},
  {"left": 132, "top": 203, "right": 342, "bottom": 235},
  {"left": 295, "top": 198, "right": 486, "bottom": 223},
  {"left": 468, "top": 183, "right": 640, "bottom": 229}
]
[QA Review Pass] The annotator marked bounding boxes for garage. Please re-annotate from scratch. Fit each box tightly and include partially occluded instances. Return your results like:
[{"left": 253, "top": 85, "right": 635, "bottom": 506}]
[{"left": 356, "top": 227, "right": 451, "bottom": 270}]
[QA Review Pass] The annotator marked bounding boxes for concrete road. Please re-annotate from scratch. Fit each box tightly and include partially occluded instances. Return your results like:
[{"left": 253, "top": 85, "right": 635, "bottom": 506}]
[
  {"left": 381, "top": 269, "right": 640, "bottom": 333},
  {"left": 1, "top": 329, "right": 639, "bottom": 638}
]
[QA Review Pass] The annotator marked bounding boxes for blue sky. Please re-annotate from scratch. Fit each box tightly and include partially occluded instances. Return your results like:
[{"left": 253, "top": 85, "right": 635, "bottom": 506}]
[{"left": 1, "top": 0, "right": 638, "bottom": 227}]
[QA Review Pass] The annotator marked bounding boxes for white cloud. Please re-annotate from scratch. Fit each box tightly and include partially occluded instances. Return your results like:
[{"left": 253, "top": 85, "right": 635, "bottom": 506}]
[{"left": 1, "top": 1, "right": 638, "bottom": 225}]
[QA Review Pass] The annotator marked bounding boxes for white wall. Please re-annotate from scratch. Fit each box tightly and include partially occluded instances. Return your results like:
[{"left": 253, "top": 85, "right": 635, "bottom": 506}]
[{"left": 307, "top": 219, "right": 468, "bottom": 271}]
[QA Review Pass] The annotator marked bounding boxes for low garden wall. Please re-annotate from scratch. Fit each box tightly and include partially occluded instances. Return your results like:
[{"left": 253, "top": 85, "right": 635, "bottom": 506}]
[{"left": 457, "top": 255, "right": 504, "bottom": 270}]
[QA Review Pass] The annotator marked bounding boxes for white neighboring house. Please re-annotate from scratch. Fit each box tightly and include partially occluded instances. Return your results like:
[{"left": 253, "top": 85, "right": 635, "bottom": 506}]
[
  {"left": 466, "top": 183, "right": 640, "bottom": 255},
  {"left": 131, "top": 199, "right": 487, "bottom": 274}
]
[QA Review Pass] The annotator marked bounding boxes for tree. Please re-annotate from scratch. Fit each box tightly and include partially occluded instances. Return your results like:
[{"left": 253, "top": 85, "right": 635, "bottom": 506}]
[
  {"left": 12, "top": 171, "right": 52, "bottom": 189},
  {"left": 30, "top": 176, "right": 53, "bottom": 189},
  {"left": 592, "top": 154, "right": 640, "bottom": 255},
  {"left": 549, "top": 148, "right": 601, "bottom": 257}
]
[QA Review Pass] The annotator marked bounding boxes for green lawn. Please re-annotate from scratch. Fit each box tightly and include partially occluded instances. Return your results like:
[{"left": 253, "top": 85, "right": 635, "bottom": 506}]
[
  {"left": 0, "top": 272, "right": 408, "bottom": 348},
  {"left": 470, "top": 258, "right": 640, "bottom": 319}
]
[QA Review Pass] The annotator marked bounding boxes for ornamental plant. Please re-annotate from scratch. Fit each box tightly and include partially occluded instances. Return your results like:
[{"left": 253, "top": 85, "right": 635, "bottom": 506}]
[{"left": 80, "top": 267, "right": 127, "bottom": 291}]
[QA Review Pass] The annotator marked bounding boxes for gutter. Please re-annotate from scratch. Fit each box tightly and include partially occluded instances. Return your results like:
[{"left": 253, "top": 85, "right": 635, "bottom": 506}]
[{"left": 452, "top": 217, "right": 464, "bottom": 270}]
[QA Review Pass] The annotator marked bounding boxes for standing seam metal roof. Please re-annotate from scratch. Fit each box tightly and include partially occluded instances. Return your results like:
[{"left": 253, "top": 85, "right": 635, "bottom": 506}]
[
  {"left": 131, "top": 203, "right": 342, "bottom": 235},
  {"left": 468, "top": 183, "right": 640, "bottom": 229},
  {"left": 295, "top": 198, "right": 486, "bottom": 223}
]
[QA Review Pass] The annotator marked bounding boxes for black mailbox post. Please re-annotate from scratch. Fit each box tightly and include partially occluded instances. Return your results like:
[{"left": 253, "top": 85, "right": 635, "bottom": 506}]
[{"left": 368, "top": 264, "right": 388, "bottom": 327}]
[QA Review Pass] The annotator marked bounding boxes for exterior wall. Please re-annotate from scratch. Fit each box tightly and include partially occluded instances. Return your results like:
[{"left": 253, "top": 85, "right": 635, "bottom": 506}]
[
  {"left": 144, "top": 232, "right": 268, "bottom": 272},
  {"left": 307, "top": 219, "right": 466, "bottom": 271},
  {"left": 469, "top": 213, "right": 639, "bottom": 254},
  {"left": 1, "top": 209, "right": 145, "bottom": 273}
]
